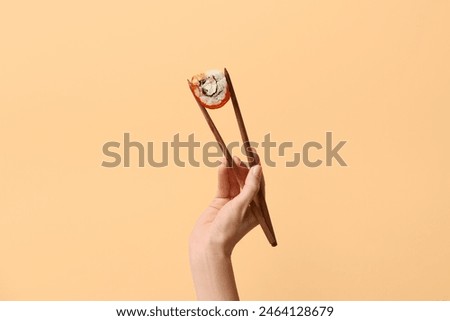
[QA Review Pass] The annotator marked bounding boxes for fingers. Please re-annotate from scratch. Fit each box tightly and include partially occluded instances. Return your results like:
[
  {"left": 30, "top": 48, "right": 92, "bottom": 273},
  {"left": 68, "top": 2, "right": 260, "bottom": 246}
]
[
  {"left": 233, "top": 164, "right": 262, "bottom": 211},
  {"left": 233, "top": 156, "right": 249, "bottom": 187},
  {"left": 217, "top": 151, "right": 263, "bottom": 200},
  {"left": 243, "top": 148, "right": 265, "bottom": 197},
  {"left": 216, "top": 157, "right": 230, "bottom": 198}
]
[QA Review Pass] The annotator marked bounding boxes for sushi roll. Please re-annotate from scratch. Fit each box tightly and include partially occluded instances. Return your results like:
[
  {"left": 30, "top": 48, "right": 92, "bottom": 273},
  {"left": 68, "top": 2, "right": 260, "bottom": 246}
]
[{"left": 188, "top": 70, "right": 230, "bottom": 109}]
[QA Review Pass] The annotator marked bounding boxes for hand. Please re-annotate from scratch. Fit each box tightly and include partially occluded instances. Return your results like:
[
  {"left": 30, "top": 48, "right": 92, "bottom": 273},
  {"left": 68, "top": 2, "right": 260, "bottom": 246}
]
[
  {"left": 189, "top": 156, "right": 263, "bottom": 300},
  {"left": 191, "top": 156, "right": 262, "bottom": 255}
]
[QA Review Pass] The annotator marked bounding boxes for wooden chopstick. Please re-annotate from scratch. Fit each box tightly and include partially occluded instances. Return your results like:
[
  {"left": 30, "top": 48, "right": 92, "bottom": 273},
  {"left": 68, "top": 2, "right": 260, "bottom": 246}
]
[
  {"left": 189, "top": 94, "right": 275, "bottom": 243},
  {"left": 224, "top": 68, "right": 277, "bottom": 247},
  {"left": 188, "top": 80, "right": 276, "bottom": 246}
]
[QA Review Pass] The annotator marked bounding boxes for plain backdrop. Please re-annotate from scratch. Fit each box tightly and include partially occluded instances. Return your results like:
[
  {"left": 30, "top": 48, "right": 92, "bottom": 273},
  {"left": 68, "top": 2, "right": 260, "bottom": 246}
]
[{"left": 0, "top": 0, "right": 449, "bottom": 300}]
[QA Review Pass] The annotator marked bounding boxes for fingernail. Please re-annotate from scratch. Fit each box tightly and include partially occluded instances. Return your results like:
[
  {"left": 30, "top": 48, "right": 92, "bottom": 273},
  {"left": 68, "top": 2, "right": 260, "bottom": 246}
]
[{"left": 252, "top": 165, "right": 261, "bottom": 177}]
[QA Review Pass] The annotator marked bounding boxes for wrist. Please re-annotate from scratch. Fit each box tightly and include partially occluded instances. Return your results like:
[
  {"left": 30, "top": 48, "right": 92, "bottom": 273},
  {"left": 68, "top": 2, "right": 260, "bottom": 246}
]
[
  {"left": 189, "top": 239, "right": 238, "bottom": 301},
  {"left": 189, "top": 237, "right": 231, "bottom": 263}
]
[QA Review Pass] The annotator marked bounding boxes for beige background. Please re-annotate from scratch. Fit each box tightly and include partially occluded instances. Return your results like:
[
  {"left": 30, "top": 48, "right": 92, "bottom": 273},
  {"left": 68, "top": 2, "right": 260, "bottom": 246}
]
[{"left": 1, "top": 0, "right": 449, "bottom": 300}]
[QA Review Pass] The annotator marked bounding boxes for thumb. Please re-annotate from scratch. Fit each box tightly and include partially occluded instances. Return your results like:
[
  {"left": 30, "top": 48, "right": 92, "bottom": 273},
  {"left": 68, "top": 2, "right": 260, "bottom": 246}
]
[{"left": 233, "top": 165, "right": 262, "bottom": 211}]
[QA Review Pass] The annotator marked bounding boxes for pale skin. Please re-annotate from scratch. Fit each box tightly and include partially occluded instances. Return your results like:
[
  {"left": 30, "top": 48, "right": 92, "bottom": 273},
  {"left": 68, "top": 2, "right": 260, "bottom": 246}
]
[{"left": 189, "top": 156, "right": 262, "bottom": 300}]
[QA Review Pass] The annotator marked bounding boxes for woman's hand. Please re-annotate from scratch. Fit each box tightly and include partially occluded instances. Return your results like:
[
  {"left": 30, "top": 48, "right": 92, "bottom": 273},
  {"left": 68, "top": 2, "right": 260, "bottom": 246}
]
[{"left": 189, "top": 156, "right": 262, "bottom": 300}]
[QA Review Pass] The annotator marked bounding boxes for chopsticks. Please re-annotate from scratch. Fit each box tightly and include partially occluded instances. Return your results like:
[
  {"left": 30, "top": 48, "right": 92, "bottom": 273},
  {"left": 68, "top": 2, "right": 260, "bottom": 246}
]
[
  {"left": 188, "top": 68, "right": 277, "bottom": 247},
  {"left": 224, "top": 68, "right": 277, "bottom": 247}
]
